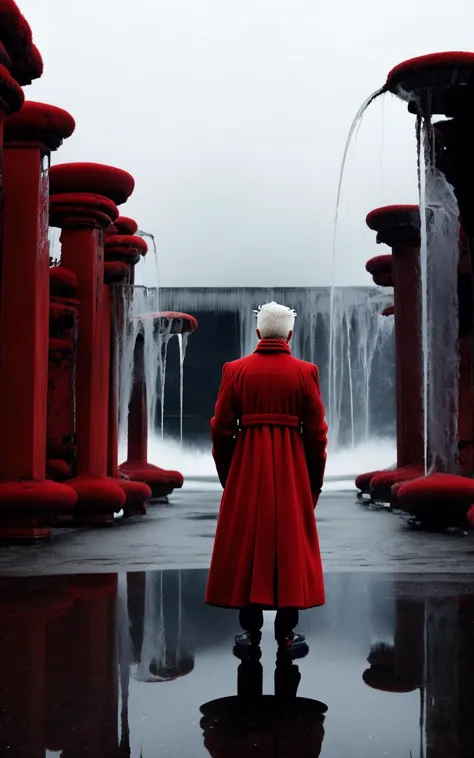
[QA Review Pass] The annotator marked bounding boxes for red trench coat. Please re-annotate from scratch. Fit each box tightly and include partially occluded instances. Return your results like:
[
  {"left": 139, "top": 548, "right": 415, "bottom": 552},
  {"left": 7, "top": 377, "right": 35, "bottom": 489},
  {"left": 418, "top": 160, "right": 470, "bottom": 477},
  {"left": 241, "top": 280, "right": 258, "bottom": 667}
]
[{"left": 205, "top": 338, "right": 327, "bottom": 610}]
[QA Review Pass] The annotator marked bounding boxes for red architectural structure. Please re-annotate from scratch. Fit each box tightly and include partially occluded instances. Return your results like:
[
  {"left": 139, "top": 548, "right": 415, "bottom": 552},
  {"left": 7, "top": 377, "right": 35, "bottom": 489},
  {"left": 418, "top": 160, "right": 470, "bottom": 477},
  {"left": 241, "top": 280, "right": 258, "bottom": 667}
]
[
  {"left": 0, "top": 2, "right": 197, "bottom": 539},
  {"left": 356, "top": 207, "right": 424, "bottom": 502},
  {"left": 357, "top": 52, "right": 474, "bottom": 527},
  {"left": 0, "top": 98, "right": 79, "bottom": 538}
]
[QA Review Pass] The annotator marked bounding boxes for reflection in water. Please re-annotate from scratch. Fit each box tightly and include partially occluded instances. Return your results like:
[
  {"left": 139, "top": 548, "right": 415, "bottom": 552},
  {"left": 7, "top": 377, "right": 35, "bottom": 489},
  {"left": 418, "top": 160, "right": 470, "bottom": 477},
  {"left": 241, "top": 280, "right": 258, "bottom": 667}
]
[
  {"left": 0, "top": 571, "right": 473, "bottom": 756},
  {"left": 201, "top": 654, "right": 327, "bottom": 757}
]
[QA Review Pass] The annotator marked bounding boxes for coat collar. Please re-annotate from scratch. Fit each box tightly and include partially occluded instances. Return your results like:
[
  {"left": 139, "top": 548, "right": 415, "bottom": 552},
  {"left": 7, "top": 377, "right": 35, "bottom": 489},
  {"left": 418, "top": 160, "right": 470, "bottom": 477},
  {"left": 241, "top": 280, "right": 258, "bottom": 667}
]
[{"left": 254, "top": 338, "right": 291, "bottom": 354}]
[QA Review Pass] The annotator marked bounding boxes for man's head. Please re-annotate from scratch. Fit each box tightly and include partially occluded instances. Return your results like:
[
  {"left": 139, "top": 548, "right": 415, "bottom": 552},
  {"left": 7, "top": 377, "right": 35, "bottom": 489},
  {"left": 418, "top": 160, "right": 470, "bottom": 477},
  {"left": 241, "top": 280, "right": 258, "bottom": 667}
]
[{"left": 254, "top": 301, "right": 296, "bottom": 342}]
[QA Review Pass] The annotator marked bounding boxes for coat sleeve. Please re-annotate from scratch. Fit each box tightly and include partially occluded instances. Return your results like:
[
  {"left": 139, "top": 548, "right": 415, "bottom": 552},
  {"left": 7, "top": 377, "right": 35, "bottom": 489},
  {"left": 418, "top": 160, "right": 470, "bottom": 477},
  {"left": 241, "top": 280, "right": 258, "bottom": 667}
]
[
  {"left": 301, "top": 364, "right": 327, "bottom": 504},
  {"left": 210, "top": 363, "right": 239, "bottom": 488}
]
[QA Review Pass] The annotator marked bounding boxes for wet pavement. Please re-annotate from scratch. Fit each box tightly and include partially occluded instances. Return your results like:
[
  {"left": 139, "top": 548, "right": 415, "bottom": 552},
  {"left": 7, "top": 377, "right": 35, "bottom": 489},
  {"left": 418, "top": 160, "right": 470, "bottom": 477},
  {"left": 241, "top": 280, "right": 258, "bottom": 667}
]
[
  {"left": 1, "top": 568, "right": 474, "bottom": 756},
  {"left": 1, "top": 488, "right": 474, "bottom": 755},
  {"left": 1, "top": 489, "right": 474, "bottom": 576}
]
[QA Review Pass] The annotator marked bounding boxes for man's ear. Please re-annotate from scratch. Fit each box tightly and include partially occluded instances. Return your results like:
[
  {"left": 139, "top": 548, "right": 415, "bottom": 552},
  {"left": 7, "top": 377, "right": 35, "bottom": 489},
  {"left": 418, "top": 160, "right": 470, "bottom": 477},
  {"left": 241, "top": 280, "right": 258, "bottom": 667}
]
[
  {"left": 287, "top": 330, "right": 293, "bottom": 343},
  {"left": 256, "top": 328, "right": 261, "bottom": 340}
]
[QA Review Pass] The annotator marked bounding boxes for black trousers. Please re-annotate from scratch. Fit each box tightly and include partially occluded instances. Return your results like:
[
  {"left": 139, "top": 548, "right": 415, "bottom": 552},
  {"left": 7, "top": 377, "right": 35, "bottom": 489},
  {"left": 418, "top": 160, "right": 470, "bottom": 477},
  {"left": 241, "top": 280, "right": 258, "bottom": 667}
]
[{"left": 239, "top": 606, "right": 299, "bottom": 640}]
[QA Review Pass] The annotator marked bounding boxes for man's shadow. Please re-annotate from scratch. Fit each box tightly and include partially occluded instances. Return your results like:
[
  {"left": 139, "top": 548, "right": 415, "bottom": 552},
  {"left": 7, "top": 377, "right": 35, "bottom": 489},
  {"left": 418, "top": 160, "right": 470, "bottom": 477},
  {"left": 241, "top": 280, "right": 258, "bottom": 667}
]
[{"left": 200, "top": 651, "right": 327, "bottom": 757}]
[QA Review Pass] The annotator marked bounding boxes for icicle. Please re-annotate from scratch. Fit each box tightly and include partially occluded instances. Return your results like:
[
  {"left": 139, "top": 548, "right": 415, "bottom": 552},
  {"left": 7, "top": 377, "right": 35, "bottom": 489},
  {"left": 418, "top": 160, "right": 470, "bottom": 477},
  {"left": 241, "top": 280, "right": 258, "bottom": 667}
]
[
  {"left": 113, "top": 284, "right": 160, "bottom": 459},
  {"left": 177, "top": 333, "right": 189, "bottom": 446},
  {"left": 158, "top": 326, "right": 171, "bottom": 439}
]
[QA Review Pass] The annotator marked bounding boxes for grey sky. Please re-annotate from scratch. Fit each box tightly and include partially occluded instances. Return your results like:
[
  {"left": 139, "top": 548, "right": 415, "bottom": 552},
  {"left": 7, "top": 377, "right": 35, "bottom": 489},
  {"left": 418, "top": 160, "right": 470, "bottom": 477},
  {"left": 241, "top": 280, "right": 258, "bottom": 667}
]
[{"left": 23, "top": 0, "right": 471, "bottom": 287}]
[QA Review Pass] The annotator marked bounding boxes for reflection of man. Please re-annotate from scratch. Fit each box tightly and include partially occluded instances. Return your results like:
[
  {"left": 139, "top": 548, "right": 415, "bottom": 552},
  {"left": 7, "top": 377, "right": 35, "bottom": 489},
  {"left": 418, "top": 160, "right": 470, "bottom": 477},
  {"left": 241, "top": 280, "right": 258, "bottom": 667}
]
[
  {"left": 206, "top": 302, "right": 327, "bottom": 654},
  {"left": 200, "top": 655, "right": 327, "bottom": 758}
]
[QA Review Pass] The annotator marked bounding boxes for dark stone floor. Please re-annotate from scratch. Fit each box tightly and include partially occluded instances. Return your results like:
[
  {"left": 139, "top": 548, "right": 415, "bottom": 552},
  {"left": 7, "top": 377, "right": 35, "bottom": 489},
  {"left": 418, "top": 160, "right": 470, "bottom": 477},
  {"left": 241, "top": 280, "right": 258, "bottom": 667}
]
[
  {"left": 0, "top": 489, "right": 473, "bottom": 576},
  {"left": 1, "top": 488, "right": 474, "bottom": 756}
]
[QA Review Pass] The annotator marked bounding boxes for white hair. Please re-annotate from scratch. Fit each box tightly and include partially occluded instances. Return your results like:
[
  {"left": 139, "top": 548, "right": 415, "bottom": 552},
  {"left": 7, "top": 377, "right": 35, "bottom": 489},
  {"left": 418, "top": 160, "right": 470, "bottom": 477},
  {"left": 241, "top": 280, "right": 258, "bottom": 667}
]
[{"left": 253, "top": 301, "right": 296, "bottom": 339}]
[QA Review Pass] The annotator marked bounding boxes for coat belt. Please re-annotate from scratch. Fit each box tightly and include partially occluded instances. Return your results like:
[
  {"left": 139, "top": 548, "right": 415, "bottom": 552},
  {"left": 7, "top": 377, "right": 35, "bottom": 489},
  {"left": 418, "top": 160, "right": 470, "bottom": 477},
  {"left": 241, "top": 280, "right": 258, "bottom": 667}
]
[{"left": 240, "top": 413, "right": 301, "bottom": 428}]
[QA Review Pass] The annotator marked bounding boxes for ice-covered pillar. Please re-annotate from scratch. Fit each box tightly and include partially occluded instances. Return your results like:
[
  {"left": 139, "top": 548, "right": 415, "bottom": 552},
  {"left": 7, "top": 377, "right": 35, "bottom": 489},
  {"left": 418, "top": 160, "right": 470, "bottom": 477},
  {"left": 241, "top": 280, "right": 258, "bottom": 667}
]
[{"left": 366, "top": 206, "right": 423, "bottom": 470}]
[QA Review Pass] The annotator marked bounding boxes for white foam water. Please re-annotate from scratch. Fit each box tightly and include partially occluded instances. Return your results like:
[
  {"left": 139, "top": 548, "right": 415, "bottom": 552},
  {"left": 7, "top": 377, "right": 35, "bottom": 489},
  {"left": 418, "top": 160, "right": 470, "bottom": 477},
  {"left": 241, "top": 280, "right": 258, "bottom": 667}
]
[{"left": 146, "top": 434, "right": 396, "bottom": 491}]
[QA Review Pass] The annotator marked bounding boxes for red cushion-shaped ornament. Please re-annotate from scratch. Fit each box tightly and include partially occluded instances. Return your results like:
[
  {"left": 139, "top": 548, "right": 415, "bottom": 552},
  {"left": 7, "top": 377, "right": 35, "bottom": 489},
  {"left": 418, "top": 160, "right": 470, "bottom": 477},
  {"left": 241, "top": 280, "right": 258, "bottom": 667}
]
[
  {"left": 114, "top": 216, "right": 138, "bottom": 235},
  {"left": 370, "top": 465, "right": 425, "bottom": 492},
  {"left": 397, "top": 473, "right": 474, "bottom": 522},
  {"left": 49, "top": 337, "right": 74, "bottom": 356},
  {"left": 366, "top": 255, "right": 393, "bottom": 287},
  {"left": 0, "top": 479, "right": 78, "bottom": 513},
  {"left": 386, "top": 52, "right": 474, "bottom": 99},
  {"left": 0, "top": 62, "right": 24, "bottom": 113},
  {"left": 382, "top": 304, "right": 395, "bottom": 317},
  {"left": 5, "top": 101, "right": 75, "bottom": 149},
  {"left": 0, "top": 2, "right": 32, "bottom": 58},
  {"left": 50, "top": 162, "right": 135, "bottom": 205},
  {"left": 112, "top": 478, "right": 152, "bottom": 505},
  {"left": 50, "top": 266, "right": 78, "bottom": 298},
  {"left": 152, "top": 311, "right": 198, "bottom": 334},
  {"left": 104, "top": 261, "right": 130, "bottom": 284},
  {"left": 50, "top": 192, "right": 119, "bottom": 229},
  {"left": 398, "top": 473, "right": 474, "bottom": 502},
  {"left": 105, "top": 234, "right": 148, "bottom": 255},
  {"left": 366, "top": 205, "right": 420, "bottom": 232},
  {"left": 50, "top": 301, "right": 77, "bottom": 328},
  {"left": 355, "top": 470, "right": 382, "bottom": 492},
  {"left": 104, "top": 247, "right": 141, "bottom": 265},
  {"left": 10, "top": 42, "right": 43, "bottom": 86},
  {"left": 46, "top": 459, "right": 71, "bottom": 482},
  {"left": 119, "top": 461, "right": 184, "bottom": 489},
  {"left": 67, "top": 475, "right": 126, "bottom": 513}
]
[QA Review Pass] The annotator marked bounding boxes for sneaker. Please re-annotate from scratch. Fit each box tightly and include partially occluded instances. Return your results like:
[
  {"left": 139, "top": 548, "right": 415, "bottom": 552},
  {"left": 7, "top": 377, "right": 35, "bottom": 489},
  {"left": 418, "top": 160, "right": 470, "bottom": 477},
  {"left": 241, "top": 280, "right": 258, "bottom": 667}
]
[
  {"left": 277, "top": 633, "right": 308, "bottom": 659},
  {"left": 233, "top": 631, "right": 262, "bottom": 660},
  {"left": 234, "top": 631, "right": 262, "bottom": 648}
]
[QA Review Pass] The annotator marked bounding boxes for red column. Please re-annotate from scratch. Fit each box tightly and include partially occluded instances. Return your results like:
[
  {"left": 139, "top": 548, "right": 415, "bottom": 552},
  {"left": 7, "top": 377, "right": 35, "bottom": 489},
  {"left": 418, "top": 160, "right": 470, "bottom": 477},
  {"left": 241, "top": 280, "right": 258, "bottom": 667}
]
[
  {"left": 366, "top": 206, "right": 423, "bottom": 469},
  {"left": 49, "top": 164, "right": 150, "bottom": 522},
  {"left": 60, "top": 226, "right": 110, "bottom": 475},
  {"left": 391, "top": 243, "right": 423, "bottom": 468},
  {"left": 0, "top": 103, "right": 78, "bottom": 538}
]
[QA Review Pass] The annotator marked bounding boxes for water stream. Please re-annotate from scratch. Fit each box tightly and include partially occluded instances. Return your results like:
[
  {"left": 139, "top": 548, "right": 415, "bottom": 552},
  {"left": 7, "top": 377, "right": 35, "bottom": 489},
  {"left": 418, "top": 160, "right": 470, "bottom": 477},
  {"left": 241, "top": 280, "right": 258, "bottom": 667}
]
[
  {"left": 414, "top": 99, "right": 460, "bottom": 473},
  {"left": 329, "top": 85, "right": 387, "bottom": 440}
]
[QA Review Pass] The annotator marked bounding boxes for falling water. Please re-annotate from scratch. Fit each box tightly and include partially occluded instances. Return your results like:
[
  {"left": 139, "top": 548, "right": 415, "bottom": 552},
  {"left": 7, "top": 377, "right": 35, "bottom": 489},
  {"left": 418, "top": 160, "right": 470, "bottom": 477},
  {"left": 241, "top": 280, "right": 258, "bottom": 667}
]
[
  {"left": 114, "top": 285, "right": 160, "bottom": 450},
  {"left": 158, "top": 325, "right": 172, "bottom": 439},
  {"left": 135, "top": 229, "right": 160, "bottom": 289},
  {"left": 130, "top": 570, "right": 191, "bottom": 682},
  {"left": 415, "top": 103, "right": 460, "bottom": 473},
  {"left": 177, "top": 333, "right": 189, "bottom": 446},
  {"left": 329, "top": 85, "right": 387, "bottom": 431},
  {"left": 132, "top": 572, "right": 167, "bottom": 682},
  {"left": 159, "top": 286, "right": 396, "bottom": 449}
]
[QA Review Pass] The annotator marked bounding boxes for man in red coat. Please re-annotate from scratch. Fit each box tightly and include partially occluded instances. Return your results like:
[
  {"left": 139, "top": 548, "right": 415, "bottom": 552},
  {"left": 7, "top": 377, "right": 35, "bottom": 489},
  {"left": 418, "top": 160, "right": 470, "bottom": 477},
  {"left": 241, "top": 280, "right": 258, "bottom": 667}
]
[{"left": 205, "top": 302, "right": 327, "bottom": 654}]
